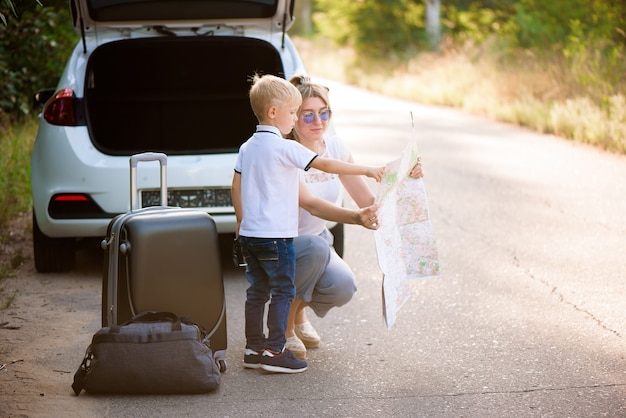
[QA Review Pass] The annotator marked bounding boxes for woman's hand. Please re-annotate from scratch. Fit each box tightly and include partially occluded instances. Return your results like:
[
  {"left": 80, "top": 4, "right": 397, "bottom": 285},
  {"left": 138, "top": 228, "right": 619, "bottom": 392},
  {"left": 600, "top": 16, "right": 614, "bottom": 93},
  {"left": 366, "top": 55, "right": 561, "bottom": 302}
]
[
  {"left": 409, "top": 157, "right": 424, "bottom": 179},
  {"left": 355, "top": 204, "right": 380, "bottom": 230}
]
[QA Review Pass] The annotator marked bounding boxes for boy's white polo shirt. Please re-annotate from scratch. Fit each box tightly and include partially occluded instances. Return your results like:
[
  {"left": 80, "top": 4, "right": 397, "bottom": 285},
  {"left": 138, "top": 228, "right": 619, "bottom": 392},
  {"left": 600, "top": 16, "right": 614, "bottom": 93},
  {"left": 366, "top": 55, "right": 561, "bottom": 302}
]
[{"left": 235, "top": 125, "right": 317, "bottom": 238}]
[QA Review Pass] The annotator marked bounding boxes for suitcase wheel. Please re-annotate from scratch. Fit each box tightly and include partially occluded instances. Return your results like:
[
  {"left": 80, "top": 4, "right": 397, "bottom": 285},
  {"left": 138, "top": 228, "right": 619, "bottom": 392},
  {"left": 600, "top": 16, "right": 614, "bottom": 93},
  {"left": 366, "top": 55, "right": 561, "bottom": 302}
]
[{"left": 219, "top": 360, "right": 227, "bottom": 373}]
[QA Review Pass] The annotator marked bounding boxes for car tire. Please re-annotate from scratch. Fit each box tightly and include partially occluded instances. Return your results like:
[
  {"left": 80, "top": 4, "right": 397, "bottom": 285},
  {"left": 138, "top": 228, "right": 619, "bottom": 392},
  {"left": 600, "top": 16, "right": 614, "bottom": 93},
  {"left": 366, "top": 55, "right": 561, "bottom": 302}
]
[
  {"left": 329, "top": 223, "right": 344, "bottom": 258},
  {"left": 32, "top": 211, "right": 76, "bottom": 273}
]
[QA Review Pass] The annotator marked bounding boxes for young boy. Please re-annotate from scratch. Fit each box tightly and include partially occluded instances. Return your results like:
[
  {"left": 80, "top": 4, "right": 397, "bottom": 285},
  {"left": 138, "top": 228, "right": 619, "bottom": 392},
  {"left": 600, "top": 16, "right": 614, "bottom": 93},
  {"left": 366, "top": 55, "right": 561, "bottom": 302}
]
[{"left": 232, "top": 74, "right": 382, "bottom": 373}]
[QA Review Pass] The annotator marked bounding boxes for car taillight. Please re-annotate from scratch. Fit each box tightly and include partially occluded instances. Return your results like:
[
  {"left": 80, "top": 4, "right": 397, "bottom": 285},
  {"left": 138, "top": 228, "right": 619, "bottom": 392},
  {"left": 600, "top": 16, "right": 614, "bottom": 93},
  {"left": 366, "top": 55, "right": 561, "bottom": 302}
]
[
  {"left": 48, "top": 193, "right": 111, "bottom": 219},
  {"left": 43, "top": 88, "right": 78, "bottom": 126},
  {"left": 53, "top": 194, "right": 89, "bottom": 202}
]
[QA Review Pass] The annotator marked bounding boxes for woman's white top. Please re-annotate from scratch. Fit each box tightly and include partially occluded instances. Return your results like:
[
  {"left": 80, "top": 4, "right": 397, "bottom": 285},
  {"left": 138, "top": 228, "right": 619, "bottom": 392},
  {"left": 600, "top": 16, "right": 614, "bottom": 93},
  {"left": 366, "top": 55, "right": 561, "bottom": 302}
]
[{"left": 298, "top": 135, "right": 351, "bottom": 235}]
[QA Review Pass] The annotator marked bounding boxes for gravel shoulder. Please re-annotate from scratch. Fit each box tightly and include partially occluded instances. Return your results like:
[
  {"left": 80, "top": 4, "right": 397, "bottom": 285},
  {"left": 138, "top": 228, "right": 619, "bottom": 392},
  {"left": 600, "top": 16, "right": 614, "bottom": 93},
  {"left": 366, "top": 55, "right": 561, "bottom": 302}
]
[{"left": 0, "top": 213, "right": 102, "bottom": 417}]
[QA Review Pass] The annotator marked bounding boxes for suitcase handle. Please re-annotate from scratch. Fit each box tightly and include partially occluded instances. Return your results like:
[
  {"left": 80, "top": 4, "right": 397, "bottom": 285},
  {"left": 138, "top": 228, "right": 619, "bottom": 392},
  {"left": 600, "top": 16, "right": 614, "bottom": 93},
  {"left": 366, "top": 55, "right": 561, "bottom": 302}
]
[{"left": 129, "top": 152, "right": 168, "bottom": 210}]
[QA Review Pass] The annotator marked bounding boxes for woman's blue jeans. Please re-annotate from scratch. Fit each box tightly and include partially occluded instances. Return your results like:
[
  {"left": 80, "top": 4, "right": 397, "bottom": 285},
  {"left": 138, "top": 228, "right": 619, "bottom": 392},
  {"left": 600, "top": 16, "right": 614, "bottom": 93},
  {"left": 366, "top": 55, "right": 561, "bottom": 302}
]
[{"left": 239, "top": 237, "right": 296, "bottom": 353}]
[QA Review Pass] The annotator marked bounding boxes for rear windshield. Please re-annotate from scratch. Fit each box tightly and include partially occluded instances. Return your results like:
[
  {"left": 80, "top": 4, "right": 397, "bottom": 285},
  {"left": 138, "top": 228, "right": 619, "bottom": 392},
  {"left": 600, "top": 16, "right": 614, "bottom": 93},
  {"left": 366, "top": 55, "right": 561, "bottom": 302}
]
[{"left": 87, "top": 0, "right": 278, "bottom": 22}]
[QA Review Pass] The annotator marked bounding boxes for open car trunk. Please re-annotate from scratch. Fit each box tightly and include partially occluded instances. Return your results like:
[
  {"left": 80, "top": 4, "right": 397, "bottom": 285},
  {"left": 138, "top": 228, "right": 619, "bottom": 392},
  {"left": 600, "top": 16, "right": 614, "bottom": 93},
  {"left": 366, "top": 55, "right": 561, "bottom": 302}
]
[{"left": 85, "top": 36, "right": 284, "bottom": 155}]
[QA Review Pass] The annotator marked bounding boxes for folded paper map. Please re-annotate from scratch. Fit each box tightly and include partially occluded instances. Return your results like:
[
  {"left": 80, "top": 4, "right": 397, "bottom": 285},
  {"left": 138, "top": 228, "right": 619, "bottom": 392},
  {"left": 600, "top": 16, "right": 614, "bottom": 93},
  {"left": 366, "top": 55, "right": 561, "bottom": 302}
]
[{"left": 374, "top": 114, "right": 440, "bottom": 328}]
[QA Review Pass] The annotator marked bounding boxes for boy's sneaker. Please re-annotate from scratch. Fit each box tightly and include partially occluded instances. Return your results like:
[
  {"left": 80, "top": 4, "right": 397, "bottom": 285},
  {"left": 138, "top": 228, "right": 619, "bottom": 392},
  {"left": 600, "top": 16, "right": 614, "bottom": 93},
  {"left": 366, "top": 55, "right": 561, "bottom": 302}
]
[
  {"left": 243, "top": 348, "right": 261, "bottom": 369},
  {"left": 260, "top": 348, "right": 307, "bottom": 373}
]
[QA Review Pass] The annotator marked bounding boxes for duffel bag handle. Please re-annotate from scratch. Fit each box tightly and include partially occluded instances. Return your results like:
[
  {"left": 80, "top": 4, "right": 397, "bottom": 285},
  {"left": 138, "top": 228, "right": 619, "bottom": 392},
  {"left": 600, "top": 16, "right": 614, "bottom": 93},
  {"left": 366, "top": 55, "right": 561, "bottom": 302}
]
[{"left": 113, "top": 311, "right": 182, "bottom": 332}]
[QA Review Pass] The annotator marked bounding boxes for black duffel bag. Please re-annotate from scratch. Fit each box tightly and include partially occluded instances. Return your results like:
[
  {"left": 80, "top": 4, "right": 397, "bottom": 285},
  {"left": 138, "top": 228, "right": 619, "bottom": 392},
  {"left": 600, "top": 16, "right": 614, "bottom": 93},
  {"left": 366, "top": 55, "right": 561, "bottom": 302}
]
[{"left": 72, "top": 311, "right": 221, "bottom": 395}]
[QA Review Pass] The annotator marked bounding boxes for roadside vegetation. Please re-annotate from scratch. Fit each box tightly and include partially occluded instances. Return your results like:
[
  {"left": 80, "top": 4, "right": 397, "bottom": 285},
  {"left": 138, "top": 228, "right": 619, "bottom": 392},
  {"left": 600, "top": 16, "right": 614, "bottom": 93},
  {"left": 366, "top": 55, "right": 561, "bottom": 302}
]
[
  {"left": 295, "top": 35, "right": 626, "bottom": 154},
  {"left": 293, "top": 0, "right": 626, "bottom": 155},
  {"left": 0, "top": 0, "right": 625, "bottom": 295},
  {"left": 0, "top": 0, "right": 76, "bottom": 304}
]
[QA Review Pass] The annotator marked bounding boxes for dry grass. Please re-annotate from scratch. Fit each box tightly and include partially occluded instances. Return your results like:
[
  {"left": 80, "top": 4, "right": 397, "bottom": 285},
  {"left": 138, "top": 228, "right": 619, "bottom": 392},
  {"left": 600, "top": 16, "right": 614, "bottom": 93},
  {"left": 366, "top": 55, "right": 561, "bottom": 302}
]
[{"left": 294, "top": 37, "right": 626, "bottom": 155}]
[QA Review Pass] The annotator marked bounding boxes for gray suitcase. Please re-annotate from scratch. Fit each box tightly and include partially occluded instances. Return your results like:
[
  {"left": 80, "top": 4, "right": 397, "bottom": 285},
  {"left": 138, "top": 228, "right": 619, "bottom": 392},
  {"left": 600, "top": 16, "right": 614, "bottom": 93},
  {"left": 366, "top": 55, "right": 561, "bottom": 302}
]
[{"left": 101, "top": 152, "right": 227, "bottom": 371}]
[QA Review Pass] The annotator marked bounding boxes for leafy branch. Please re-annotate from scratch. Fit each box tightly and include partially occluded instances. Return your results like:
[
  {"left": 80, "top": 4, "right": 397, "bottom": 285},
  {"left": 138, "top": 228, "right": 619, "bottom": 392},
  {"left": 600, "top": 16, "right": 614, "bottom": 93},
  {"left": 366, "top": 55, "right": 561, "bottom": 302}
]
[{"left": 1, "top": 0, "right": 42, "bottom": 25}]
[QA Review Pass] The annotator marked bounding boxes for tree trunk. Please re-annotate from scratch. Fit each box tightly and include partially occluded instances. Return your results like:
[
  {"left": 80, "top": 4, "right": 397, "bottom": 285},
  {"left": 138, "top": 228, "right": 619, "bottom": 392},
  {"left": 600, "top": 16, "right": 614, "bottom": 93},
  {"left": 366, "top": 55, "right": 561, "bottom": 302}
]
[{"left": 425, "top": 0, "right": 441, "bottom": 51}]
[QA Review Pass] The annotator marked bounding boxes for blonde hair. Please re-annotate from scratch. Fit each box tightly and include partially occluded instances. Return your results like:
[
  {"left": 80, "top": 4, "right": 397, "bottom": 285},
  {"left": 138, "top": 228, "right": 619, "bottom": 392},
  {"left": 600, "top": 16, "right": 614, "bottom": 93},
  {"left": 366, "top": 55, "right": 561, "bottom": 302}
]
[
  {"left": 288, "top": 75, "right": 331, "bottom": 110},
  {"left": 249, "top": 74, "right": 302, "bottom": 121}
]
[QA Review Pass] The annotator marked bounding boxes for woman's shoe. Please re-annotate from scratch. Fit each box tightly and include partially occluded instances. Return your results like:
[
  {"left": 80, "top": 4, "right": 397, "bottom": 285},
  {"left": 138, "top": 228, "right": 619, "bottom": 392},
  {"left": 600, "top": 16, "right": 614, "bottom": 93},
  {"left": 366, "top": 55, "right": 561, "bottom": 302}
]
[
  {"left": 295, "top": 321, "right": 321, "bottom": 348},
  {"left": 285, "top": 336, "right": 307, "bottom": 360}
]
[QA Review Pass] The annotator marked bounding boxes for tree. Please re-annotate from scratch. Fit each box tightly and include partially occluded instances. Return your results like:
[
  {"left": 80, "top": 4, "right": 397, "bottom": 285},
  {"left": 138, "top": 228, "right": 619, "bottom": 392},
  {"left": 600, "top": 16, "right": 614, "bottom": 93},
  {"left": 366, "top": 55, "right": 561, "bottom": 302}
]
[
  {"left": 315, "top": 0, "right": 425, "bottom": 57},
  {"left": 0, "top": 0, "right": 77, "bottom": 119}
]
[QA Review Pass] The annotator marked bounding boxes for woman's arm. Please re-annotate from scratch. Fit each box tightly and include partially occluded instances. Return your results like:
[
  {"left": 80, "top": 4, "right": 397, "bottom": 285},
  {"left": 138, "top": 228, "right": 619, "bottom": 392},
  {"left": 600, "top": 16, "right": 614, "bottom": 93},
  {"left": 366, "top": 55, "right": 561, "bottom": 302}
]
[
  {"left": 338, "top": 153, "right": 376, "bottom": 208},
  {"left": 298, "top": 182, "right": 380, "bottom": 229},
  {"left": 340, "top": 175, "right": 376, "bottom": 208}
]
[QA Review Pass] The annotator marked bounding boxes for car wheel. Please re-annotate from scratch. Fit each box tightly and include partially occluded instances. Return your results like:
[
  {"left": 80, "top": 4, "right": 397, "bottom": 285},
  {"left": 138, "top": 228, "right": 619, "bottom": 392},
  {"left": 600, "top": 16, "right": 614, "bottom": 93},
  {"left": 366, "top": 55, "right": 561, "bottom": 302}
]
[
  {"left": 329, "top": 223, "right": 344, "bottom": 258},
  {"left": 32, "top": 211, "right": 76, "bottom": 273}
]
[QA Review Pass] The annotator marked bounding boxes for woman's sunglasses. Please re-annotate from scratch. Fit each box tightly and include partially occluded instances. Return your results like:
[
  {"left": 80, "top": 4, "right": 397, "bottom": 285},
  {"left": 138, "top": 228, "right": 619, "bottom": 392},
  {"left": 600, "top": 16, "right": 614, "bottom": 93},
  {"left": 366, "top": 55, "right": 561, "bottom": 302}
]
[{"left": 301, "top": 109, "right": 332, "bottom": 124}]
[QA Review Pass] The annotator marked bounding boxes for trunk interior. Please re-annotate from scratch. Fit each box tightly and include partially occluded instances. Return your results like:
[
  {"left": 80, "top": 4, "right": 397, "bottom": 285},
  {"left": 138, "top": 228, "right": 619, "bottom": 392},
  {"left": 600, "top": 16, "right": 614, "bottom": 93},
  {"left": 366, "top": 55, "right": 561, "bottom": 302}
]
[{"left": 85, "top": 36, "right": 285, "bottom": 155}]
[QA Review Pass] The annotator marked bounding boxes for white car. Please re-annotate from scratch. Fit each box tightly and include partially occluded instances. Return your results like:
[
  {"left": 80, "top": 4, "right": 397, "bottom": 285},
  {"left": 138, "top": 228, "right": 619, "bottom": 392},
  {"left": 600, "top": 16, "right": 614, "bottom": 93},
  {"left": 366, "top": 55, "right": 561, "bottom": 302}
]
[{"left": 31, "top": 0, "right": 314, "bottom": 272}]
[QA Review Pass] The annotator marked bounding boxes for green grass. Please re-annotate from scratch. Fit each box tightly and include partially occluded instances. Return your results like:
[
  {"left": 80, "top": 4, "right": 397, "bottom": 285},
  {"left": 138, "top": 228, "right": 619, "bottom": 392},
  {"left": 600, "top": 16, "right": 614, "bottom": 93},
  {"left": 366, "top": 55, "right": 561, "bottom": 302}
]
[
  {"left": 0, "top": 115, "right": 35, "bottom": 310},
  {"left": 0, "top": 115, "right": 36, "bottom": 228}
]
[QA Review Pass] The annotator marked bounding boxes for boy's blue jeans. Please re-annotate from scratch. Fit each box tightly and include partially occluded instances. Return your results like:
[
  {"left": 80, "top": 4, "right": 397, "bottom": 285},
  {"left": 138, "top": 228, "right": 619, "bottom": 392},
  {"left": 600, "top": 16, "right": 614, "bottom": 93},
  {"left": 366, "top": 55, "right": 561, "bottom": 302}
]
[{"left": 239, "top": 237, "right": 296, "bottom": 353}]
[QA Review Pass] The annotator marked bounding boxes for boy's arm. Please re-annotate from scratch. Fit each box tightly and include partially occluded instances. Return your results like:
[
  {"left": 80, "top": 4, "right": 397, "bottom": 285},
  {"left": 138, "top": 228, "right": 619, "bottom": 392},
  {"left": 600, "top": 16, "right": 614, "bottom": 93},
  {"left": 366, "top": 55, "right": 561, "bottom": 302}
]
[
  {"left": 231, "top": 171, "right": 243, "bottom": 237},
  {"left": 298, "top": 182, "right": 380, "bottom": 230},
  {"left": 310, "top": 157, "right": 384, "bottom": 182}
]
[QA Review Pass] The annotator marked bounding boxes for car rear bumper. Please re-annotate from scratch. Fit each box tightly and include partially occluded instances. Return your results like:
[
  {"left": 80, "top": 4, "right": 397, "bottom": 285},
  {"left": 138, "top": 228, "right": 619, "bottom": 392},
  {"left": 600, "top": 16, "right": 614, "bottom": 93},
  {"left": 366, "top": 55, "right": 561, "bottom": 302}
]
[{"left": 31, "top": 124, "right": 238, "bottom": 238}]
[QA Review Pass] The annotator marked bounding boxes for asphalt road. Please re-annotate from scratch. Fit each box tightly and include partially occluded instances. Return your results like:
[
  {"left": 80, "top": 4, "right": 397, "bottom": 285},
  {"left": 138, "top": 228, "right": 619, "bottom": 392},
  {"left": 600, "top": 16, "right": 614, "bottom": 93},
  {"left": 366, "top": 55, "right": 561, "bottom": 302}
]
[{"left": 2, "top": 79, "right": 626, "bottom": 417}]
